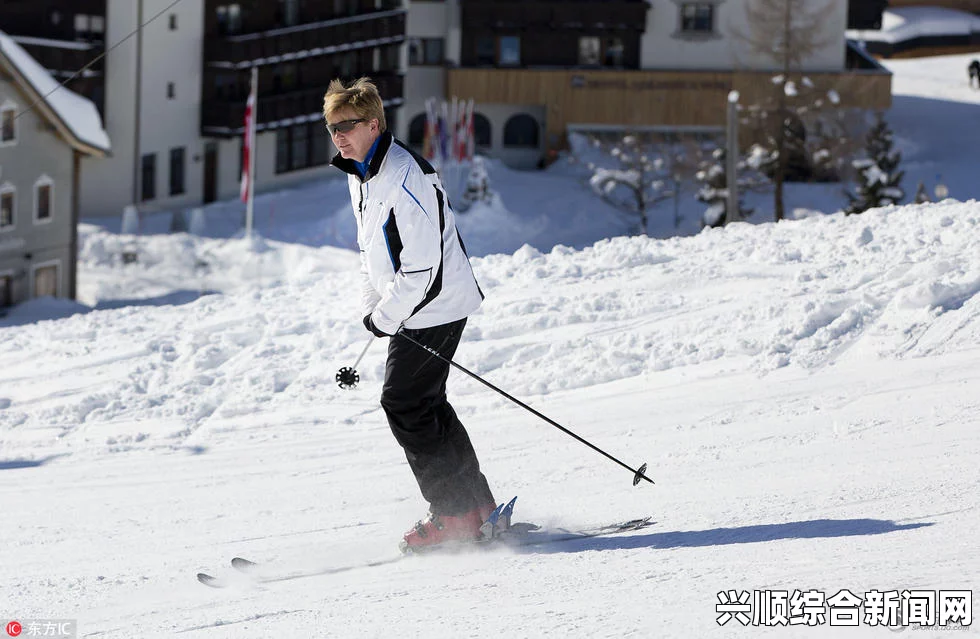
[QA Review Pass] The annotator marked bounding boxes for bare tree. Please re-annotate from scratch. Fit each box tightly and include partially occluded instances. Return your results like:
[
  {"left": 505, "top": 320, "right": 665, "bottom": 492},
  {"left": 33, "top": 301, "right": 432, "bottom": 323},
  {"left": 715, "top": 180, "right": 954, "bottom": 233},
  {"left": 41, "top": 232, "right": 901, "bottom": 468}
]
[
  {"left": 732, "top": 0, "right": 836, "bottom": 222},
  {"left": 574, "top": 132, "right": 704, "bottom": 235}
]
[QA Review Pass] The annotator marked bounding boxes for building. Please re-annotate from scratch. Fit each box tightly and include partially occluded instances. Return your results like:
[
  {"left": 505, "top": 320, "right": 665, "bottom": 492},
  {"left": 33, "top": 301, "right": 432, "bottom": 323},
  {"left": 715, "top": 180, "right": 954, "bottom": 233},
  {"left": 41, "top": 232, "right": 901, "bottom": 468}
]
[
  {"left": 0, "top": 0, "right": 893, "bottom": 219},
  {"left": 403, "top": 0, "right": 893, "bottom": 169},
  {"left": 0, "top": 0, "right": 405, "bottom": 219},
  {"left": 849, "top": 5, "right": 980, "bottom": 58},
  {"left": 0, "top": 31, "right": 110, "bottom": 310}
]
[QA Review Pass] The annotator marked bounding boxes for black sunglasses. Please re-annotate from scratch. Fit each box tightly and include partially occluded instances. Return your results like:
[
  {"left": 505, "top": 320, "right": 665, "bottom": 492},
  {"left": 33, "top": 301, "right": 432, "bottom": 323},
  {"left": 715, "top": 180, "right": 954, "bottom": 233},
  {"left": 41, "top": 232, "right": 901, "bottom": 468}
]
[{"left": 326, "top": 118, "right": 366, "bottom": 135}]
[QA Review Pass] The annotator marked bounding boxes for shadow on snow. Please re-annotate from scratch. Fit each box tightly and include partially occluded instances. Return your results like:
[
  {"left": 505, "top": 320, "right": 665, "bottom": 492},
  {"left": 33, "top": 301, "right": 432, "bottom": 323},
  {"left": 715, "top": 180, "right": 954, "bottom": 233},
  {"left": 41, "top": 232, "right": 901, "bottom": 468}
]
[{"left": 520, "top": 519, "right": 933, "bottom": 554}]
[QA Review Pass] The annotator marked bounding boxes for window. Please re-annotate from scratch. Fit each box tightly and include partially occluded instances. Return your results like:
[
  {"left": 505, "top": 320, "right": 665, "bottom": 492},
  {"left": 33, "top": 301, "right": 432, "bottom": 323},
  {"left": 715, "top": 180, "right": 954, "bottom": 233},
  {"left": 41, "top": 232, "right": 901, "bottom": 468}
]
[
  {"left": 579, "top": 37, "right": 601, "bottom": 66},
  {"left": 476, "top": 37, "right": 495, "bottom": 66},
  {"left": 169, "top": 14, "right": 178, "bottom": 30},
  {"left": 409, "top": 38, "right": 444, "bottom": 66},
  {"left": 276, "top": 129, "right": 290, "bottom": 174},
  {"left": 290, "top": 123, "right": 309, "bottom": 171},
  {"left": 170, "top": 147, "right": 185, "bottom": 196},
  {"left": 681, "top": 3, "right": 714, "bottom": 32},
  {"left": 74, "top": 14, "right": 105, "bottom": 39},
  {"left": 273, "top": 63, "right": 298, "bottom": 92},
  {"left": 1, "top": 105, "right": 15, "bottom": 144},
  {"left": 503, "top": 114, "right": 538, "bottom": 148},
  {"left": 279, "top": 0, "right": 299, "bottom": 26},
  {"left": 408, "top": 113, "right": 426, "bottom": 147},
  {"left": 311, "top": 123, "right": 331, "bottom": 166},
  {"left": 498, "top": 36, "right": 520, "bottom": 66},
  {"left": 34, "top": 178, "right": 53, "bottom": 223},
  {"left": 216, "top": 4, "right": 242, "bottom": 35},
  {"left": 605, "top": 38, "right": 624, "bottom": 66},
  {"left": 473, "top": 113, "right": 491, "bottom": 148},
  {"left": 141, "top": 153, "right": 156, "bottom": 201},
  {"left": 33, "top": 263, "right": 59, "bottom": 298},
  {"left": 0, "top": 187, "right": 14, "bottom": 229},
  {"left": 379, "top": 45, "right": 400, "bottom": 73},
  {"left": 276, "top": 123, "right": 332, "bottom": 174},
  {"left": 0, "top": 273, "right": 12, "bottom": 309},
  {"left": 167, "top": 82, "right": 176, "bottom": 99}
]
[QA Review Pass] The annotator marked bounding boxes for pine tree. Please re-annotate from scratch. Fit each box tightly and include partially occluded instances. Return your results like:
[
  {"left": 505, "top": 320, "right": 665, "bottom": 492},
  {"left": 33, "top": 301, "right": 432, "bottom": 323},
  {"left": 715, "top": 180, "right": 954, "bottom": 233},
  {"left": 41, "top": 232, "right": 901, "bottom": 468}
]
[
  {"left": 845, "top": 114, "right": 904, "bottom": 215},
  {"left": 695, "top": 148, "right": 754, "bottom": 227}
]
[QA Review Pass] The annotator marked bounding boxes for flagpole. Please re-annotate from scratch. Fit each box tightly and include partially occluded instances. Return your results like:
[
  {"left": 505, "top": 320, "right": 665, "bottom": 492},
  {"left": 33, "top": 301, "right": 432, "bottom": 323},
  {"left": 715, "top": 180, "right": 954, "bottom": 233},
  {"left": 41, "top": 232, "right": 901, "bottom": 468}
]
[{"left": 245, "top": 65, "right": 258, "bottom": 239}]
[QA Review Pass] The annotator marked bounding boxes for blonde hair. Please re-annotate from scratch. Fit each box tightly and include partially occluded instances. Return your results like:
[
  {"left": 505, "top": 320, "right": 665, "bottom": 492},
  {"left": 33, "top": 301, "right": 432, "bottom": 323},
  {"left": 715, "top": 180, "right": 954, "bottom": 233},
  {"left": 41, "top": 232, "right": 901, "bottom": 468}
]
[{"left": 323, "top": 77, "right": 387, "bottom": 132}]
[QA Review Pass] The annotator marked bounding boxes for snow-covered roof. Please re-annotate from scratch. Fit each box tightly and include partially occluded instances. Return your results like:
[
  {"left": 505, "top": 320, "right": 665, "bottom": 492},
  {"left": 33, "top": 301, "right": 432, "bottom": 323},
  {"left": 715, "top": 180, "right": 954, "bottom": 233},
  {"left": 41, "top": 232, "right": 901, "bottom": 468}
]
[
  {"left": 846, "top": 6, "right": 980, "bottom": 44},
  {"left": 0, "top": 30, "right": 110, "bottom": 156}
]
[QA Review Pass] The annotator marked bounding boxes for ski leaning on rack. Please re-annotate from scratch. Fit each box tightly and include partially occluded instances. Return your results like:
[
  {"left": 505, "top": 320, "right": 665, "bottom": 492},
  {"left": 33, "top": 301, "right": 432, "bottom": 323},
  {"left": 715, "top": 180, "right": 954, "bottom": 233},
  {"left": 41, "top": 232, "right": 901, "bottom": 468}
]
[{"left": 196, "top": 499, "right": 654, "bottom": 589}]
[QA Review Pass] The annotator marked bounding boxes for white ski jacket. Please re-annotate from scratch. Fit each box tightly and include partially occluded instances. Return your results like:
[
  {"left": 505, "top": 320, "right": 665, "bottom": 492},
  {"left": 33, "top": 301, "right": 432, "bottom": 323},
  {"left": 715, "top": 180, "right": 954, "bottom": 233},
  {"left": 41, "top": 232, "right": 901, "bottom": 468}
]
[{"left": 331, "top": 132, "right": 484, "bottom": 335}]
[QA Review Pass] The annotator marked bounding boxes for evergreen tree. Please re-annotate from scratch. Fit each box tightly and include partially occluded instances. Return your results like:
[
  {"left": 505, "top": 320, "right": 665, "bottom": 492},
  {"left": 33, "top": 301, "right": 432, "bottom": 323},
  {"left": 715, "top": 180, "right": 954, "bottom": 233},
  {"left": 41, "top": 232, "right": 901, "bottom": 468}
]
[
  {"left": 845, "top": 114, "right": 904, "bottom": 215},
  {"left": 695, "top": 148, "right": 754, "bottom": 228}
]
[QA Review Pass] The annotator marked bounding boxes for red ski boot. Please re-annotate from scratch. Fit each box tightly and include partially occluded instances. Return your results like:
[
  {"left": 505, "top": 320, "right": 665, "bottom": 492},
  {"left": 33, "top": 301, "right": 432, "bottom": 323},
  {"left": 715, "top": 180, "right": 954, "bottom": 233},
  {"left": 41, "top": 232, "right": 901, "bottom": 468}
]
[{"left": 400, "top": 508, "right": 484, "bottom": 553}]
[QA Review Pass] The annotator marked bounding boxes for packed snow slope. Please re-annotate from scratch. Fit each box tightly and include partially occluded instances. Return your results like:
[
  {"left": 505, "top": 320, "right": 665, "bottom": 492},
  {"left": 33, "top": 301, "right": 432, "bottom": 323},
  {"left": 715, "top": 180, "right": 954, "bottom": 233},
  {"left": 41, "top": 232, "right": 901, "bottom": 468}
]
[{"left": 1, "top": 201, "right": 978, "bottom": 637}]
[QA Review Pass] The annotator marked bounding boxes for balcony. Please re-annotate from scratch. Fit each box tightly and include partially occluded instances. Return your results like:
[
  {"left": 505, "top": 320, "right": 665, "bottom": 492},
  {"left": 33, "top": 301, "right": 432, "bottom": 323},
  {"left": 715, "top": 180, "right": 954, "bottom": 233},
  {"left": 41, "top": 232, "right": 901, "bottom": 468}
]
[
  {"left": 204, "top": 10, "right": 406, "bottom": 69},
  {"left": 201, "top": 74, "right": 404, "bottom": 136},
  {"left": 1, "top": 0, "right": 106, "bottom": 42},
  {"left": 461, "top": 1, "right": 647, "bottom": 32},
  {"left": 12, "top": 39, "right": 104, "bottom": 76}
]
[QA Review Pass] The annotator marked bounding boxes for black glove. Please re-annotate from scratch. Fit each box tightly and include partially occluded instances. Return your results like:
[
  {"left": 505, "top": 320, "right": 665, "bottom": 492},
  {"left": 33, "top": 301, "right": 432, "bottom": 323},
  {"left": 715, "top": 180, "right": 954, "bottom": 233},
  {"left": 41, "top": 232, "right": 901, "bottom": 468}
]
[{"left": 363, "top": 314, "right": 389, "bottom": 338}]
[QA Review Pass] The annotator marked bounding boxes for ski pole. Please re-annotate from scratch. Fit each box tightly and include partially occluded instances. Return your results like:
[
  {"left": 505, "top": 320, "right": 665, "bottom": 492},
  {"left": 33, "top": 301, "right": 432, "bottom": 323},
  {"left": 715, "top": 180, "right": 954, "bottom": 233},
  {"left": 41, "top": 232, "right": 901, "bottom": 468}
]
[
  {"left": 336, "top": 337, "right": 374, "bottom": 389},
  {"left": 397, "top": 331, "right": 654, "bottom": 486}
]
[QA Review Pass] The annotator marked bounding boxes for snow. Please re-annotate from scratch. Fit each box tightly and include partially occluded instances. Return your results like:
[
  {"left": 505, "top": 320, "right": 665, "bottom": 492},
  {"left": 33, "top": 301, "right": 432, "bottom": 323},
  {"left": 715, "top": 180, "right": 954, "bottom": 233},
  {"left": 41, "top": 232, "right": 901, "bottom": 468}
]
[
  {"left": 847, "top": 6, "right": 980, "bottom": 44},
  {"left": 1, "top": 53, "right": 980, "bottom": 638},
  {"left": 0, "top": 30, "right": 111, "bottom": 154}
]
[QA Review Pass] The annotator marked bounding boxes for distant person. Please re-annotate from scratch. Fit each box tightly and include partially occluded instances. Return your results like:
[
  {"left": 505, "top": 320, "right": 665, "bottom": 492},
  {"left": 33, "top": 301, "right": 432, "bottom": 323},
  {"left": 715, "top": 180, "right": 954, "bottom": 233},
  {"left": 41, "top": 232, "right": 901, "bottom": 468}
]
[
  {"left": 322, "top": 77, "right": 498, "bottom": 551},
  {"left": 969, "top": 59, "right": 980, "bottom": 89}
]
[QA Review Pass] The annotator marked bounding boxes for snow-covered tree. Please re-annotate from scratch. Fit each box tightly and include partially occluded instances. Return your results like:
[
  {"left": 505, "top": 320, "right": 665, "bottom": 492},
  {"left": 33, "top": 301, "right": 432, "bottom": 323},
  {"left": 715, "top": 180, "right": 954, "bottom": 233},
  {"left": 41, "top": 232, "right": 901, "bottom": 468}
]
[
  {"left": 459, "top": 156, "right": 494, "bottom": 211},
  {"left": 577, "top": 133, "right": 699, "bottom": 235},
  {"left": 695, "top": 148, "right": 757, "bottom": 228},
  {"left": 732, "top": 0, "right": 839, "bottom": 222},
  {"left": 845, "top": 114, "right": 905, "bottom": 215}
]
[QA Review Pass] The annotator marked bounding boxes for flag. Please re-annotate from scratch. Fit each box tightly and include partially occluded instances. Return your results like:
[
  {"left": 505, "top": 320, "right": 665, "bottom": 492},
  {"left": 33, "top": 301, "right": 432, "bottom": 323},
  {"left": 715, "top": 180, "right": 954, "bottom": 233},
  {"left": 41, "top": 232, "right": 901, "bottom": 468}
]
[
  {"left": 423, "top": 98, "right": 435, "bottom": 160},
  {"left": 463, "top": 99, "right": 475, "bottom": 161},
  {"left": 240, "top": 80, "right": 256, "bottom": 202}
]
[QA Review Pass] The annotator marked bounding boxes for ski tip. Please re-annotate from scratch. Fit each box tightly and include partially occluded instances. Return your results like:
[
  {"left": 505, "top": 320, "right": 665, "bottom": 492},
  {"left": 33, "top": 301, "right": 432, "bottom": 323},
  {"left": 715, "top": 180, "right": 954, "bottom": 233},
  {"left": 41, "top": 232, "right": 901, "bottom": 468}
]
[
  {"left": 500, "top": 496, "right": 518, "bottom": 518},
  {"left": 197, "top": 572, "right": 223, "bottom": 588},
  {"left": 231, "top": 557, "right": 258, "bottom": 571}
]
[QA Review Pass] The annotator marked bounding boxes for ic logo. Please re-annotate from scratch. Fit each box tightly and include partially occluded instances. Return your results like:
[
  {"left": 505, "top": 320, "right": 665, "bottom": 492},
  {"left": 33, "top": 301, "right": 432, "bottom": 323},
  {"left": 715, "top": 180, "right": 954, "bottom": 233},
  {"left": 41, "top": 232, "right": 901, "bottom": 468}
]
[{"left": 5, "top": 621, "right": 22, "bottom": 637}]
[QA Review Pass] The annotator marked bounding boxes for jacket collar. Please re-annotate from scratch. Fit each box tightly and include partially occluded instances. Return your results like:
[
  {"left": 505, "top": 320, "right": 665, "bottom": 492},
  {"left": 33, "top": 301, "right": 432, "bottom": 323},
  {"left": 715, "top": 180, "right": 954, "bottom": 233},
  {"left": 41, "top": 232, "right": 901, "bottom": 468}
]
[{"left": 330, "top": 131, "right": 393, "bottom": 183}]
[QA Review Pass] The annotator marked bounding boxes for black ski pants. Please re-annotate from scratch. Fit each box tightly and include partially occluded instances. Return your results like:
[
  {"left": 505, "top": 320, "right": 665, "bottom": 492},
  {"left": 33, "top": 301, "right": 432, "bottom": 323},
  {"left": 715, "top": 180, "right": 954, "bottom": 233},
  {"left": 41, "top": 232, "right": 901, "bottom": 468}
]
[{"left": 381, "top": 318, "right": 495, "bottom": 516}]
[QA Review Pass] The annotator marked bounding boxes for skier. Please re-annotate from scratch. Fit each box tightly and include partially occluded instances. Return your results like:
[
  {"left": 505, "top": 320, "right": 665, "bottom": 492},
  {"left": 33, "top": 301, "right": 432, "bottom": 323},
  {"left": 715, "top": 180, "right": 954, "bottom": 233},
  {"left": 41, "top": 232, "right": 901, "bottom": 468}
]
[
  {"left": 969, "top": 59, "right": 980, "bottom": 89},
  {"left": 323, "top": 77, "right": 498, "bottom": 550}
]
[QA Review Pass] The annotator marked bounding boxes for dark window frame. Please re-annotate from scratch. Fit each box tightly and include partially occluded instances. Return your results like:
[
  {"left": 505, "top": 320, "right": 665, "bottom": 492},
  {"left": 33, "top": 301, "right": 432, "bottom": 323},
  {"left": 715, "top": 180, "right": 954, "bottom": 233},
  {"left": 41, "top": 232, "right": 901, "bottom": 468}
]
[
  {"left": 35, "top": 181, "right": 52, "bottom": 222},
  {"left": 170, "top": 147, "right": 186, "bottom": 196},
  {"left": 680, "top": 3, "right": 714, "bottom": 33},
  {"left": 0, "top": 189, "right": 14, "bottom": 228},
  {"left": 276, "top": 122, "right": 332, "bottom": 175},
  {"left": 1, "top": 107, "right": 16, "bottom": 143},
  {"left": 141, "top": 153, "right": 156, "bottom": 201},
  {"left": 503, "top": 113, "right": 539, "bottom": 148}
]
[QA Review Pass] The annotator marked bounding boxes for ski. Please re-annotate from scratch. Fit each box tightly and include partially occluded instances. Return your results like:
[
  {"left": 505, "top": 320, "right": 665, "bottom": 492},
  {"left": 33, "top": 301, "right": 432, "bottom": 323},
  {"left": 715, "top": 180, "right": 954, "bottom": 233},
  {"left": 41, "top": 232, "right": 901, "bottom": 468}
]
[{"left": 196, "top": 500, "right": 653, "bottom": 588}]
